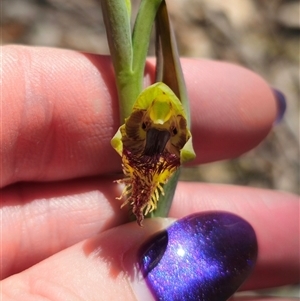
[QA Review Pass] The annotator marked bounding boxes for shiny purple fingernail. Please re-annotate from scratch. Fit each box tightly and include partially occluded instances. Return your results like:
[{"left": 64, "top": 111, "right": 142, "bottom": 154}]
[
  {"left": 272, "top": 88, "right": 286, "bottom": 125},
  {"left": 138, "top": 212, "right": 258, "bottom": 301}
]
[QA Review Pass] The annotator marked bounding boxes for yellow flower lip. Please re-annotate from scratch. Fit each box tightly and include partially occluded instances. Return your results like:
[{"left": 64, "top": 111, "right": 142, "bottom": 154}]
[
  {"left": 149, "top": 98, "right": 173, "bottom": 124},
  {"left": 143, "top": 128, "right": 170, "bottom": 156}
]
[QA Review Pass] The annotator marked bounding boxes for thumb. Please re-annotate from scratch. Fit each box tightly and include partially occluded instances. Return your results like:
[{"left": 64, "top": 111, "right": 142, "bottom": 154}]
[{"left": 2, "top": 213, "right": 257, "bottom": 301}]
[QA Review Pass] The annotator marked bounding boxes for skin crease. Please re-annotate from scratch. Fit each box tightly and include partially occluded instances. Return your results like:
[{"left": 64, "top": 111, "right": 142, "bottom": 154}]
[{"left": 1, "top": 45, "right": 299, "bottom": 300}]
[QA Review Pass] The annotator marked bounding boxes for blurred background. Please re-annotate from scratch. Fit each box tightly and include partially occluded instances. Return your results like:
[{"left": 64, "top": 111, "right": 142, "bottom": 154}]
[{"left": 2, "top": 0, "right": 299, "bottom": 297}]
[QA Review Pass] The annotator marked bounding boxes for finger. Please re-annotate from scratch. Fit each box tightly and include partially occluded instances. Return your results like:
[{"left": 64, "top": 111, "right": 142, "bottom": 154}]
[
  {"left": 1, "top": 220, "right": 166, "bottom": 301},
  {"left": 1, "top": 211, "right": 297, "bottom": 301},
  {"left": 0, "top": 177, "right": 128, "bottom": 279},
  {"left": 2, "top": 45, "right": 120, "bottom": 187},
  {"left": 2, "top": 45, "right": 277, "bottom": 187},
  {"left": 2, "top": 179, "right": 298, "bottom": 289}
]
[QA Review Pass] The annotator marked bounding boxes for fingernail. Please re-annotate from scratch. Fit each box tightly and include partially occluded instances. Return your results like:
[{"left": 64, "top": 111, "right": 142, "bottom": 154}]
[
  {"left": 137, "top": 212, "right": 258, "bottom": 301},
  {"left": 272, "top": 88, "right": 286, "bottom": 125}
]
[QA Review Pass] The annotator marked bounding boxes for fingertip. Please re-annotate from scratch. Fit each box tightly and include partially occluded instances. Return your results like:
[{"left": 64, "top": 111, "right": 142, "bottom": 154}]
[
  {"left": 191, "top": 59, "right": 278, "bottom": 128},
  {"left": 182, "top": 59, "right": 277, "bottom": 162}
]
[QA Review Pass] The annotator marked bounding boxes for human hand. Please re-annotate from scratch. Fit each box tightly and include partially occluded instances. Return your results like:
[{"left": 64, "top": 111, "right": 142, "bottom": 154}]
[{"left": 1, "top": 45, "right": 298, "bottom": 300}]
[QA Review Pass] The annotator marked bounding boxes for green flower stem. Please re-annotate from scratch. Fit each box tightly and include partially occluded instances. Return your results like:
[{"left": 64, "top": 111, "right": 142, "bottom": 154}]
[
  {"left": 131, "top": 0, "right": 162, "bottom": 85},
  {"left": 100, "top": 0, "right": 134, "bottom": 121},
  {"left": 101, "top": 0, "right": 163, "bottom": 122}
]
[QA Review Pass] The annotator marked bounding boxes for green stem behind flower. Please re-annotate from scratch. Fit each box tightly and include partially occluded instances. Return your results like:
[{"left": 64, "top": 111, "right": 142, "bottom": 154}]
[
  {"left": 148, "top": 1, "right": 191, "bottom": 218},
  {"left": 155, "top": 1, "right": 191, "bottom": 127}
]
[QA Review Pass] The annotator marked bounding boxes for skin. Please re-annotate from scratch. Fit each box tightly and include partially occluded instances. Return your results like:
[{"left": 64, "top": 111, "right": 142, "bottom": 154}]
[{"left": 1, "top": 45, "right": 299, "bottom": 300}]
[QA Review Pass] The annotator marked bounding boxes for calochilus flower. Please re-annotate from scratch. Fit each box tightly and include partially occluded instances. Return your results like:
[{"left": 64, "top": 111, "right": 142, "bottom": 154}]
[{"left": 111, "top": 82, "right": 195, "bottom": 226}]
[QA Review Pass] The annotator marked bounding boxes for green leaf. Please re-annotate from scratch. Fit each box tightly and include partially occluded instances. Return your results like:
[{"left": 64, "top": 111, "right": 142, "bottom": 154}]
[{"left": 155, "top": 1, "right": 191, "bottom": 126}]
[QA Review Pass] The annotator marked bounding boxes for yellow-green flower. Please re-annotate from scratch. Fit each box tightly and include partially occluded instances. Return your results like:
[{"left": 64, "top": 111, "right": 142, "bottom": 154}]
[{"left": 112, "top": 82, "right": 195, "bottom": 225}]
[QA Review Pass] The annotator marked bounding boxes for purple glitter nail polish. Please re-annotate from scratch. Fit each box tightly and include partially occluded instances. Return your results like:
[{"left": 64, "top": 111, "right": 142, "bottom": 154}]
[
  {"left": 272, "top": 88, "right": 286, "bottom": 125},
  {"left": 139, "top": 212, "right": 258, "bottom": 301}
]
